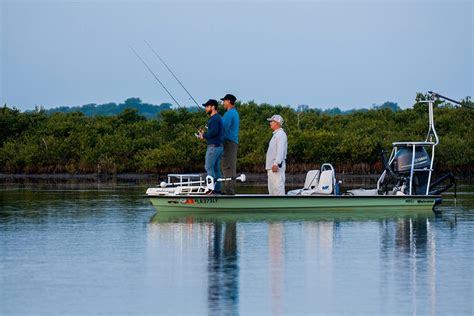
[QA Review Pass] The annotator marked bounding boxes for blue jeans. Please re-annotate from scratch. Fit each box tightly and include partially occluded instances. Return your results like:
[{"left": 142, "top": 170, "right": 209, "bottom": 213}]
[{"left": 205, "top": 145, "right": 224, "bottom": 192}]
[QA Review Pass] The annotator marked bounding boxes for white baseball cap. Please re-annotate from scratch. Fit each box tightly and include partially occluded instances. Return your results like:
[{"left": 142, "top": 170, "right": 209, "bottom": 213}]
[{"left": 267, "top": 114, "right": 284, "bottom": 125}]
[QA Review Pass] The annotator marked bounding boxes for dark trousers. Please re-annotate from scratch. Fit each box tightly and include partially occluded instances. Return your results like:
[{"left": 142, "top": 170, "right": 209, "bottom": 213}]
[{"left": 222, "top": 140, "right": 238, "bottom": 195}]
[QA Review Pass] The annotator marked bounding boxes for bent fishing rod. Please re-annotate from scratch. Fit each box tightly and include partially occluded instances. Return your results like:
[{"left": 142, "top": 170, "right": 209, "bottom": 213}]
[
  {"left": 129, "top": 45, "right": 183, "bottom": 109},
  {"left": 144, "top": 40, "right": 203, "bottom": 110}
]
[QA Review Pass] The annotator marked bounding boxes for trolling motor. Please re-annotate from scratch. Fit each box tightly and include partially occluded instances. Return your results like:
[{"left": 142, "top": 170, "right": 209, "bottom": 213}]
[{"left": 146, "top": 173, "right": 247, "bottom": 196}]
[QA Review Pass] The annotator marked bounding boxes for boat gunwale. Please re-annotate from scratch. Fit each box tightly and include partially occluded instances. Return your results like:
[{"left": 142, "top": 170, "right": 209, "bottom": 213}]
[{"left": 144, "top": 194, "right": 442, "bottom": 199}]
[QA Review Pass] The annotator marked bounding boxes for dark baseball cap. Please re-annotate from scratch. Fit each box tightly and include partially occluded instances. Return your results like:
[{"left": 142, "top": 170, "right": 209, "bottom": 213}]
[
  {"left": 220, "top": 94, "right": 237, "bottom": 103},
  {"left": 202, "top": 99, "right": 218, "bottom": 107}
]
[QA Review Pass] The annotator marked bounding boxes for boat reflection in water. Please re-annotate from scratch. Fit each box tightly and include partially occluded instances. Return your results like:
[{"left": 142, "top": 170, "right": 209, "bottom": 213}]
[
  {"left": 148, "top": 209, "right": 440, "bottom": 314},
  {"left": 206, "top": 220, "right": 238, "bottom": 314}
]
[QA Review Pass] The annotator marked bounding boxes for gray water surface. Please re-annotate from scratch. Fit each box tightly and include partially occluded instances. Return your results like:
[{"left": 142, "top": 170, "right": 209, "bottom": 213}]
[{"left": 1, "top": 182, "right": 473, "bottom": 315}]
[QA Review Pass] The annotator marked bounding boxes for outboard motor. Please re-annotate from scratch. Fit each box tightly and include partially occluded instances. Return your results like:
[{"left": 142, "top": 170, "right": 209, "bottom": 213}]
[
  {"left": 377, "top": 91, "right": 462, "bottom": 198},
  {"left": 392, "top": 146, "right": 431, "bottom": 195},
  {"left": 393, "top": 147, "right": 430, "bottom": 173}
]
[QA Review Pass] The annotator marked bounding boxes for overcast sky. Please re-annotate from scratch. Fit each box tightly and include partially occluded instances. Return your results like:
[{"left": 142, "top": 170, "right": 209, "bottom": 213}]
[{"left": 1, "top": 0, "right": 472, "bottom": 111}]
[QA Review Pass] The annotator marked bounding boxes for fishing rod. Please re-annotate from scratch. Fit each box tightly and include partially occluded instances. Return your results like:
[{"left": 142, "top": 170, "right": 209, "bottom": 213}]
[
  {"left": 129, "top": 45, "right": 183, "bottom": 109},
  {"left": 144, "top": 40, "right": 203, "bottom": 110},
  {"left": 428, "top": 91, "right": 473, "bottom": 109}
]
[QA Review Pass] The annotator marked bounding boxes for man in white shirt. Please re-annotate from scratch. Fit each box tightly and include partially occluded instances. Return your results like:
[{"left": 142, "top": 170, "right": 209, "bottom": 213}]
[{"left": 265, "top": 114, "right": 288, "bottom": 195}]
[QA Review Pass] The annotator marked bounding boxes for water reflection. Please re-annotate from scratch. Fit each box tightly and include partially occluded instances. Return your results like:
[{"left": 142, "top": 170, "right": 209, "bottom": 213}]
[
  {"left": 149, "top": 210, "right": 445, "bottom": 314},
  {"left": 269, "top": 223, "right": 284, "bottom": 315},
  {"left": 1, "top": 183, "right": 472, "bottom": 314},
  {"left": 378, "top": 217, "right": 438, "bottom": 313},
  {"left": 207, "top": 221, "right": 239, "bottom": 315}
]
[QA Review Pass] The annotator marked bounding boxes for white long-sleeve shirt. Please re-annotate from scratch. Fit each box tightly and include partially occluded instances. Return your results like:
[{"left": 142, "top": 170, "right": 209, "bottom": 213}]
[{"left": 265, "top": 128, "right": 288, "bottom": 170}]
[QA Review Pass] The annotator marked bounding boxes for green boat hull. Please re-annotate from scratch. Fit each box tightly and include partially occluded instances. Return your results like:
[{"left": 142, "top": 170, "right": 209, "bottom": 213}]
[{"left": 147, "top": 194, "right": 441, "bottom": 213}]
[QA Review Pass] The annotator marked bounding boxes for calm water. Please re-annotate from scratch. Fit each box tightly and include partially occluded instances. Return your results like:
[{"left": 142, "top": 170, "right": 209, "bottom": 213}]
[{"left": 1, "top": 181, "right": 473, "bottom": 315}]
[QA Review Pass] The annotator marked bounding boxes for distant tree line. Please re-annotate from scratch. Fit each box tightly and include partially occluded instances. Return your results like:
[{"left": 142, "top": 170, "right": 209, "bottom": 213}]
[
  {"left": 297, "top": 101, "right": 401, "bottom": 115},
  {"left": 45, "top": 98, "right": 173, "bottom": 119},
  {"left": 1, "top": 93, "right": 472, "bottom": 176},
  {"left": 44, "top": 97, "right": 401, "bottom": 118}
]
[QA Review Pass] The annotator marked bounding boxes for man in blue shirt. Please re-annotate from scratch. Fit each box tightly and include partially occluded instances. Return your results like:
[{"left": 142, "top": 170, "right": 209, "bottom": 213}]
[
  {"left": 220, "top": 94, "right": 240, "bottom": 195},
  {"left": 198, "top": 99, "right": 224, "bottom": 194}
]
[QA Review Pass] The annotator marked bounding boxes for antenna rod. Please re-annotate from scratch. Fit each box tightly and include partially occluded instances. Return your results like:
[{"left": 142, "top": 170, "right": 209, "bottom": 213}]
[
  {"left": 144, "top": 40, "right": 202, "bottom": 109},
  {"left": 129, "top": 45, "right": 182, "bottom": 109}
]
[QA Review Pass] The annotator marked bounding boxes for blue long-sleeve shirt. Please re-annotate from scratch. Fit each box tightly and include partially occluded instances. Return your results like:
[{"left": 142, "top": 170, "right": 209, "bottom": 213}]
[
  {"left": 222, "top": 107, "right": 240, "bottom": 144},
  {"left": 204, "top": 114, "right": 224, "bottom": 146}
]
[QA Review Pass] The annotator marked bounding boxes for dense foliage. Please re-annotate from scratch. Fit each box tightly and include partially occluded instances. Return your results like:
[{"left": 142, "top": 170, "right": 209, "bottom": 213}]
[
  {"left": 45, "top": 97, "right": 401, "bottom": 118},
  {"left": 1, "top": 95, "right": 472, "bottom": 176}
]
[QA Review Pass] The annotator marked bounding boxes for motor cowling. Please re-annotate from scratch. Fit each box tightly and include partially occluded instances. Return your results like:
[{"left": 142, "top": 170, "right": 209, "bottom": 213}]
[
  {"left": 391, "top": 146, "right": 431, "bottom": 195},
  {"left": 392, "top": 147, "right": 430, "bottom": 174}
]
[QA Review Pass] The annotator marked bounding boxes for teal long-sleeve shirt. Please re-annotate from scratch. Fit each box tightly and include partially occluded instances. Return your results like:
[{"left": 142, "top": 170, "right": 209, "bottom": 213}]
[{"left": 222, "top": 107, "right": 240, "bottom": 144}]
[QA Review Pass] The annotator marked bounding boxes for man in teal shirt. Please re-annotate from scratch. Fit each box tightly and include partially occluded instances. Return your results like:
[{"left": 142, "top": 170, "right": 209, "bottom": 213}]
[{"left": 220, "top": 94, "right": 240, "bottom": 195}]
